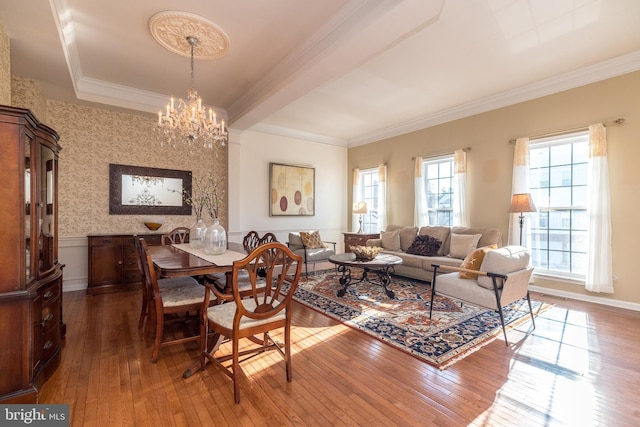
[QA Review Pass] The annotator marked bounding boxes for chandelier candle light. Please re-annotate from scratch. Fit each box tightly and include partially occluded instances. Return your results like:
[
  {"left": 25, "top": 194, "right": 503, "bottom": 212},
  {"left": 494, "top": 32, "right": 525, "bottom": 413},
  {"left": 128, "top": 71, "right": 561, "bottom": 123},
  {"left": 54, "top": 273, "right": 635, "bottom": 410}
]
[{"left": 156, "top": 36, "right": 228, "bottom": 150}]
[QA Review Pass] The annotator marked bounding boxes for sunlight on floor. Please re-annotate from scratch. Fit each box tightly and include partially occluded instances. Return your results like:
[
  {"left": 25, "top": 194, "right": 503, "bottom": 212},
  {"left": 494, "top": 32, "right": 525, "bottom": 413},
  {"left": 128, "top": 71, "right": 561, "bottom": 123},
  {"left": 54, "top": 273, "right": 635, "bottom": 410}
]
[{"left": 471, "top": 305, "right": 603, "bottom": 426}]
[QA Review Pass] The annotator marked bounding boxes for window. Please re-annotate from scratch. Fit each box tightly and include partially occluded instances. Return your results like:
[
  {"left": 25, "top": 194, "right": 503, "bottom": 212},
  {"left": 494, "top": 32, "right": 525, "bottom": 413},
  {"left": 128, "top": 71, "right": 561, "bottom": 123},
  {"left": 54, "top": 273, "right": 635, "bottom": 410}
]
[
  {"left": 422, "top": 156, "right": 455, "bottom": 226},
  {"left": 529, "top": 132, "right": 589, "bottom": 278},
  {"left": 355, "top": 168, "right": 379, "bottom": 233}
]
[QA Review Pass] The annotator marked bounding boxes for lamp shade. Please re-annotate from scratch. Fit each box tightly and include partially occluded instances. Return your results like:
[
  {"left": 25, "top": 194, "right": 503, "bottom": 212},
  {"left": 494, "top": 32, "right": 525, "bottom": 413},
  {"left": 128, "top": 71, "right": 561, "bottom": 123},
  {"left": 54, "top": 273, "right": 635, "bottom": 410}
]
[
  {"left": 353, "top": 201, "right": 368, "bottom": 214},
  {"left": 508, "top": 193, "right": 537, "bottom": 213}
]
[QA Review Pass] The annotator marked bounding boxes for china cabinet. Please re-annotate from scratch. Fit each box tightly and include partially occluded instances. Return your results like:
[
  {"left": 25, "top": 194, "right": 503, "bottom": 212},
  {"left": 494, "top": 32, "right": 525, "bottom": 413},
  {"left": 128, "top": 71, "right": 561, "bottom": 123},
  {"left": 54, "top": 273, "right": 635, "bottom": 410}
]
[{"left": 0, "top": 105, "right": 65, "bottom": 403}]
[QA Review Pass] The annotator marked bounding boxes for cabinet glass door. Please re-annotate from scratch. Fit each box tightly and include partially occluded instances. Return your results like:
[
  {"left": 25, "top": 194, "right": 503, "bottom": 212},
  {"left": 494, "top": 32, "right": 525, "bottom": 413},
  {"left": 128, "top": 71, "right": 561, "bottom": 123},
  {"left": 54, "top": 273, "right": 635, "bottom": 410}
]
[
  {"left": 25, "top": 139, "right": 32, "bottom": 281},
  {"left": 39, "top": 144, "right": 56, "bottom": 273}
]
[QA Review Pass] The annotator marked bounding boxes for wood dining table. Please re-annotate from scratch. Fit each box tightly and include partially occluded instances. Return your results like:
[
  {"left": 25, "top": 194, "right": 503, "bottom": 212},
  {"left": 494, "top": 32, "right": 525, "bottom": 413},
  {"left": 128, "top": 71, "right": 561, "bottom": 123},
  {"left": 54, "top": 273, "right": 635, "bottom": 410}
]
[{"left": 147, "top": 243, "right": 247, "bottom": 278}]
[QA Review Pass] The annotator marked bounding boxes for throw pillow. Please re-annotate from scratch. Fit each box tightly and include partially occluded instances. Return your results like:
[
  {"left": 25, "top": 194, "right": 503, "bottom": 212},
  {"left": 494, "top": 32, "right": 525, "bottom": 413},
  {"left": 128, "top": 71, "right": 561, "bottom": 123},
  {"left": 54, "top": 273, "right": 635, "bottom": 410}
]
[
  {"left": 459, "top": 245, "right": 497, "bottom": 279},
  {"left": 299, "top": 231, "right": 324, "bottom": 249},
  {"left": 418, "top": 226, "right": 450, "bottom": 255},
  {"left": 448, "top": 233, "right": 482, "bottom": 259},
  {"left": 406, "top": 235, "right": 442, "bottom": 256},
  {"left": 380, "top": 230, "right": 401, "bottom": 251}
]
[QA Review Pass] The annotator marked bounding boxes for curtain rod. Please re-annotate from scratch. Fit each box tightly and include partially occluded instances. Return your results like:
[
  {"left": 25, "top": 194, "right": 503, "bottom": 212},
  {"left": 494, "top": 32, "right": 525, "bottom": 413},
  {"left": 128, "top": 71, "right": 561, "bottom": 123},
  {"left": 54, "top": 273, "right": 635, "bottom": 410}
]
[
  {"left": 411, "top": 147, "right": 470, "bottom": 161},
  {"left": 508, "top": 118, "right": 624, "bottom": 143},
  {"left": 352, "top": 162, "right": 386, "bottom": 171}
]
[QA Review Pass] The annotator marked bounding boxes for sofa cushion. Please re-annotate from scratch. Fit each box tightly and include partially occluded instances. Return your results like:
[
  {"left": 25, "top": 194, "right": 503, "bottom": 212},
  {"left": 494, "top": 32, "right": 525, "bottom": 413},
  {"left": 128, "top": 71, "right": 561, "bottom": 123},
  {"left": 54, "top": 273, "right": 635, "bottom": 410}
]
[
  {"left": 477, "top": 246, "right": 530, "bottom": 289},
  {"left": 398, "top": 226, "right": 419, "bottom": 251},
  {"left": 406, "top": 235, "right": 442, "bottom": 256},
  {"left": 448, "top": 233, "right": 482, "bottom": 259},
  {"left": 418, "top": 226, "right": 450, "bottom": 256},
  {"left": 381, "top": 230, "right": 401, "bottom": 251},
  {"left": 451, "top": 226, "right": 502, "bottom": 250},
  {"left": 459, "top": 245, "right": 497, "bottom": 279},
  {"left": 300, "top": 230, "right": 324, "bottom": 249}
]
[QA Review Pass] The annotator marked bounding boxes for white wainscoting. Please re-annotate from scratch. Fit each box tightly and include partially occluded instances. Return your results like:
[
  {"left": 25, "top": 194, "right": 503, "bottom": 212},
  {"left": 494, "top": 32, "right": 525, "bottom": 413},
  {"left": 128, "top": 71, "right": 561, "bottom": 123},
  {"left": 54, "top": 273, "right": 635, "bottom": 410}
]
[{"left": 60, "top": 236, "right": 89, "bottom": 292}]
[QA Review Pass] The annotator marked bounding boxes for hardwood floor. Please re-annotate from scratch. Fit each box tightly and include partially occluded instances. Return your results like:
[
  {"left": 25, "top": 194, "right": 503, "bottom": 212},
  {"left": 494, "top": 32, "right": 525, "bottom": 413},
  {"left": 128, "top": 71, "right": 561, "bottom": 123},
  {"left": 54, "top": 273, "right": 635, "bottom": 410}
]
[{"left": 40, "top": 287, "right": 640, "bottom": 426}]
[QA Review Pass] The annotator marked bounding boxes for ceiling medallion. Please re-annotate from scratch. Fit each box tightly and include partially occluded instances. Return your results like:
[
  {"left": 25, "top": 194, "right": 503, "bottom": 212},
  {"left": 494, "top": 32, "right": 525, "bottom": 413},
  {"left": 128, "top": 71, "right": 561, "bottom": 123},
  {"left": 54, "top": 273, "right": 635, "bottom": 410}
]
[{"left": 148, "top": 11, "right": 230, "bottom": 60}]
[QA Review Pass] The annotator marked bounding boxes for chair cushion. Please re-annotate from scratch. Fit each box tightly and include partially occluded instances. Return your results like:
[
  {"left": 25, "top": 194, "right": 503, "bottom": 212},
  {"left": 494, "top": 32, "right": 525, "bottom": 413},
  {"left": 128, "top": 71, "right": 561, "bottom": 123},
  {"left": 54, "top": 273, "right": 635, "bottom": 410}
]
[
  {"left": 448, "top": 233, "right": 482, "bottom": 259},
  {"left": 381, "top": 230, "right": 401, "bottom": 251},
  {"left": 206, "top": 298, "right": 285, "bottom": 330},
  {"left": 158, "top": 276, "right": 200, "bottom": 290},
  {"left": 406, "top": 235, "right": 442, "bottom": 256},
  {"left": 477, "top": 246, "right": 530, "bottom": 289},
  {"left": 300, "top": 230, "right": 324, "bottom": 248},
  {"left": 161, "top": 282, "right": 208, "bottom": 307},
  {"left": 288, "top": 232, "right": 304, "bottom": 250},
  {"left": 459, "top": 245, "right": 497, "bottom": 279}
]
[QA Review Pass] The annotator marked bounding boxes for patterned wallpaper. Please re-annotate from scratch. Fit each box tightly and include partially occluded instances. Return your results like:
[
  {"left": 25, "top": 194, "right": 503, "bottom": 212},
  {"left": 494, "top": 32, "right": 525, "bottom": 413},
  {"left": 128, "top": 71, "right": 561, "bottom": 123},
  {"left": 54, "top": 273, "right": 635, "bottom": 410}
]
[
  {"left": 0, "top": 24, "right": 10, "bottom": 105},
  {"left": 11, "top": 76, "right": 47, "bottom": 120},
  {"left": 44, "top": 100, "right": 228, "bottom": 237}
]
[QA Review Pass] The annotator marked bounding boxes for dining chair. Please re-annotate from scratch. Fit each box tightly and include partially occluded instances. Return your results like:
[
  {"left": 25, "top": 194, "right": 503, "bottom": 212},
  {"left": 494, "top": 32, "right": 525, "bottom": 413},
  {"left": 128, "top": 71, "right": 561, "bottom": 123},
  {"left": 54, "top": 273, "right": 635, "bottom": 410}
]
[
  {"left": 198, "top": 242, "right": 303, "bottom": 403},
  {"left": 161, "top": 227, "right": 190, "bottom": 246},
  {"left": 205, "top": 231, "right": 278, "bottom": 302},
  {"left": 135, "top": 235, "right": 202, "bottom": 335},
  {"left": 138, "top": 237, "right": 209, "bottom": 362}
]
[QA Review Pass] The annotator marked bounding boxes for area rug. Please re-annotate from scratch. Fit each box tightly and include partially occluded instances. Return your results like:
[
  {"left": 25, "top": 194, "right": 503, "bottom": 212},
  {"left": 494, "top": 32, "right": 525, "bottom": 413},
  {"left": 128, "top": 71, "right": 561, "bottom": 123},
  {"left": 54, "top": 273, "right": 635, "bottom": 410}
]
[{"left": 291, "top": 269, "right": 550, "bottom": 369}]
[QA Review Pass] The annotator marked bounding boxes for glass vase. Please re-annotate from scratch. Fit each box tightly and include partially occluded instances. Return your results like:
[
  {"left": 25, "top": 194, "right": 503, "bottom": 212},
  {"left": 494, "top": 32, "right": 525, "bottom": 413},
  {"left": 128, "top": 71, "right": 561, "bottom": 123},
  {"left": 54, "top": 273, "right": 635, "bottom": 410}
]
[
  {"left": 189, "top": 218, "right": 207, "bottom": 249},
  {"left": 204, "top": 218, "right": 227, "bottom": 255}
]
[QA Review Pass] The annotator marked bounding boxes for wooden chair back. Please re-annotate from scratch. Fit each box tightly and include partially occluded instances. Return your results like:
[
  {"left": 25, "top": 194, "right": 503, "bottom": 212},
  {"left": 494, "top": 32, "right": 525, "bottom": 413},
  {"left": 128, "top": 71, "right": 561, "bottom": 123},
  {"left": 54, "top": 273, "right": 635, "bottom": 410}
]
[
  {"left": 161, "top": 227, "right": 190, "bottom": 246},
  {"left": 200, "top": 242, "right": 303, "bottom": 402}
]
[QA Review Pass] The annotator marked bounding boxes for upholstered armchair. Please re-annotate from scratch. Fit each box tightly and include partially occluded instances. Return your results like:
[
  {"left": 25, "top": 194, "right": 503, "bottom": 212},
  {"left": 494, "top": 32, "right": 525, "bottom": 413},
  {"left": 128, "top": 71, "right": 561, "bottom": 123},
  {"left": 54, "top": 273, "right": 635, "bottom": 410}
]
[
  {"left": 287, "top": 231, "right": 336, "bottom": 276},
  {"left": 430, "top": 245, "right": 535, "bottom": 344}
]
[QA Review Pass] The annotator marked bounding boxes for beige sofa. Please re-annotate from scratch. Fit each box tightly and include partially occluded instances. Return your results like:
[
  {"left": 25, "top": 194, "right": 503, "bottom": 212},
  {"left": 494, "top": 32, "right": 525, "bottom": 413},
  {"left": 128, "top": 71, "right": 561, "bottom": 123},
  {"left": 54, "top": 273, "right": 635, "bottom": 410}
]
[{"left": 366, "top": 225, "right": 502, "bottom": 282}]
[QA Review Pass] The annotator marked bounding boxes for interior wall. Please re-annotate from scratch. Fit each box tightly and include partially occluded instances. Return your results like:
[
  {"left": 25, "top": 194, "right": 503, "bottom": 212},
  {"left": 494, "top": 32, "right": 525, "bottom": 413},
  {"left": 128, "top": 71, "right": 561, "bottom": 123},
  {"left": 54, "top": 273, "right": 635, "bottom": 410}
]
[
  {"left": 0, "top": 24, "right": 11, "bottom": 105},
  {"left": 348, "top": 71, "right": 640, "bottom": 307},
  {"left": 228, "top": 130, "right": 347, "bottom": 250}
]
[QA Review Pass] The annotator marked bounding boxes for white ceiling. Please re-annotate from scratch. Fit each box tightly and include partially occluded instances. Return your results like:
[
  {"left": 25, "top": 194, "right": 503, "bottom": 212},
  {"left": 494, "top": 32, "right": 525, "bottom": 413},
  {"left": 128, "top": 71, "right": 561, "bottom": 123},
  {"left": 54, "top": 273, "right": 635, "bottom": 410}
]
[{"left": 1, "top": 0, "right": 640, "bottom": 147}]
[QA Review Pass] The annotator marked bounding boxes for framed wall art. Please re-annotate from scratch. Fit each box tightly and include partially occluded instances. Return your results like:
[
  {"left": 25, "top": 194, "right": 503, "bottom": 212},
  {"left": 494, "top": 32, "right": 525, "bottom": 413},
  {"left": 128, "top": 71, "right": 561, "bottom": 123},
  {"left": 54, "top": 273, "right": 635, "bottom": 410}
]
[
  {"left": 109, "top": 164, "right": 192, "bottom": 215},
  {"left": 269, "top": 162, "right": 315, "bottom": 216}
]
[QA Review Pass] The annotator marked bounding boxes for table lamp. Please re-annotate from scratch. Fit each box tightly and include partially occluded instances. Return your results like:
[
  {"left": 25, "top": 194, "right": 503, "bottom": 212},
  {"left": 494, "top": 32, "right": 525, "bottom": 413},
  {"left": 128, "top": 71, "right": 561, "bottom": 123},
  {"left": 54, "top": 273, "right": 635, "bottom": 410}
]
[
  {"left": 508, "top": 193, "right": 537, "bottom": 245},
  {"left": 353, "top": 202, "right": 368, "bottom": 233}
]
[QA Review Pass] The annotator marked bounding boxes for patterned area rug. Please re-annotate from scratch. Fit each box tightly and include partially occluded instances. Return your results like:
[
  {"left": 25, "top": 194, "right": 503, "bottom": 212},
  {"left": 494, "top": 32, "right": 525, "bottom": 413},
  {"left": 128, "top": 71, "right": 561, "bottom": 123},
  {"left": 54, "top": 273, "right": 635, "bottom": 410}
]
[{"left": 292, "top": 269, "right": 550, "bottom": 369}]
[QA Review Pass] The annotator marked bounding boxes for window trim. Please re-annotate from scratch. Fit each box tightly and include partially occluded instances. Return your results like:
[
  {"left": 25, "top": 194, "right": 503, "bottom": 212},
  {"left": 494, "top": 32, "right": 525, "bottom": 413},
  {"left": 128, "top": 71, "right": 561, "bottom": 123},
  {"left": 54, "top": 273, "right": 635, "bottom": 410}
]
[{"left": 528, "top": 131, "right": 589, "bottom": 281}]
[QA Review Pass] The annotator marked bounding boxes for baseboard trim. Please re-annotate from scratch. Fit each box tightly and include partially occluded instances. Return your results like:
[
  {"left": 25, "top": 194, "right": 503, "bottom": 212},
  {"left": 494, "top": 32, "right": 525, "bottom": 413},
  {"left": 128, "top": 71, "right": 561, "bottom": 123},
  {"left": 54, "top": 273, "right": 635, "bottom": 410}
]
[{"left": 530, "top": 285, "right": 640, "bottom": 312}]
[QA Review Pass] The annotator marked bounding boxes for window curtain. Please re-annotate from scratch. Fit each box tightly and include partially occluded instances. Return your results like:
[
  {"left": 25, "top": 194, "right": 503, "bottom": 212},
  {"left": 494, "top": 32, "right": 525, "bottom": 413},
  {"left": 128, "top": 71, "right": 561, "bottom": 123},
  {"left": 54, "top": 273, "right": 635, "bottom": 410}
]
[
  {"left": 377, "top": 164, "right": 387, "bottom": 232},
  {"left": 352, "top": 168, "right": 361, "bottom": 232},
  {"left": 586, "top": 124, "right": 613, "bottom": 293},
  {"left": 414, "top": 157, "right": 428, "bottom": 226},
  {"left": 453, "top": 149, "right": 469, "bottom": 226},
  {"left": 508, "top": 138, "right": 532, "bottom": 246}
]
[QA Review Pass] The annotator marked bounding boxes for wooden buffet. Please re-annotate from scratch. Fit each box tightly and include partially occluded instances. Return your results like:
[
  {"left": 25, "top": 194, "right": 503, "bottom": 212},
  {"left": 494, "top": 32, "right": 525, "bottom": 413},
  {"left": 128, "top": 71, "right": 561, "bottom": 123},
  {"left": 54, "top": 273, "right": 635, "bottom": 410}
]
[{"left": 87, "top": 233, "right": 163, "bottom": 295}]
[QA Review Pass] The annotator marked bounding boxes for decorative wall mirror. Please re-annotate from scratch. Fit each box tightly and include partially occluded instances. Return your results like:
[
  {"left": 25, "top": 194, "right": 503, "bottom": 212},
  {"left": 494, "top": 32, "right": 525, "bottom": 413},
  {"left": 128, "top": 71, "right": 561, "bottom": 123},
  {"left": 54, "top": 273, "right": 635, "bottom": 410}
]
[{"left": 109, "top": 164, "right": 192, "bottom": 215}]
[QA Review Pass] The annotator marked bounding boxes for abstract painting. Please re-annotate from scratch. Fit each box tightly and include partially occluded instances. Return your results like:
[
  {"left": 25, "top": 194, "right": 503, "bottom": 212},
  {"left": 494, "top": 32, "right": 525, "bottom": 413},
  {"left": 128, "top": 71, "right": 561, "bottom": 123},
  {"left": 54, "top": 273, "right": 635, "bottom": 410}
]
[{"left": 269, "top": 162, "right": 315, "bottom": 216}]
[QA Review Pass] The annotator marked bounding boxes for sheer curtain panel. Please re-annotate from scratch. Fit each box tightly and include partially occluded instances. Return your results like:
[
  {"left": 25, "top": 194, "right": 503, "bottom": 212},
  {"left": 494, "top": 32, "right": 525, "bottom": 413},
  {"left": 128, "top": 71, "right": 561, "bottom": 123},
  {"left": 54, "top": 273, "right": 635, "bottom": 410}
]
[
  {"left": 414, "top": 157, "right": 428, "bottom": 226},
  {"left": 377, "top": 164, "right": 387, "bottom": 232},
  {"left": 586, "top": 124, "right": 613, "bottom": 293},
  {"left": 352, "top": 168, "right": 361, "bottom": 232},
  {"left": 508, "top": 138, "right": 532, "bottom": 246},
  {"left": 453, "top": 149, "right": 469, "bottom": 226}
]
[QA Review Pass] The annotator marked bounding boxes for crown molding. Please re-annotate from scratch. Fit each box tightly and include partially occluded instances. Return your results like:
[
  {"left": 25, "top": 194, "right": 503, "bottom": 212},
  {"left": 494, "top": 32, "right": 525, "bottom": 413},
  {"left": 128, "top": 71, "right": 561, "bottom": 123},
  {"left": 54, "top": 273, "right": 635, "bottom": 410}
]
[
  {"left": 250, "top": 123, "right": 348, "bottom": 147},
  {"left": 348, "top": 50, "right": 640, "bottom": 147}
]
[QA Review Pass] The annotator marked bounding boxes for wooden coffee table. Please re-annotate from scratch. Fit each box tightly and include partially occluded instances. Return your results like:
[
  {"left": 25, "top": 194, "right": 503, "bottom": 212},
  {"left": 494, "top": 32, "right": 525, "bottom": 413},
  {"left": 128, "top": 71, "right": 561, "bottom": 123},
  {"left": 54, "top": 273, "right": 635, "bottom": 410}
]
[{"left": 329, "top": 253, "right": 402, "bottom": 298}]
